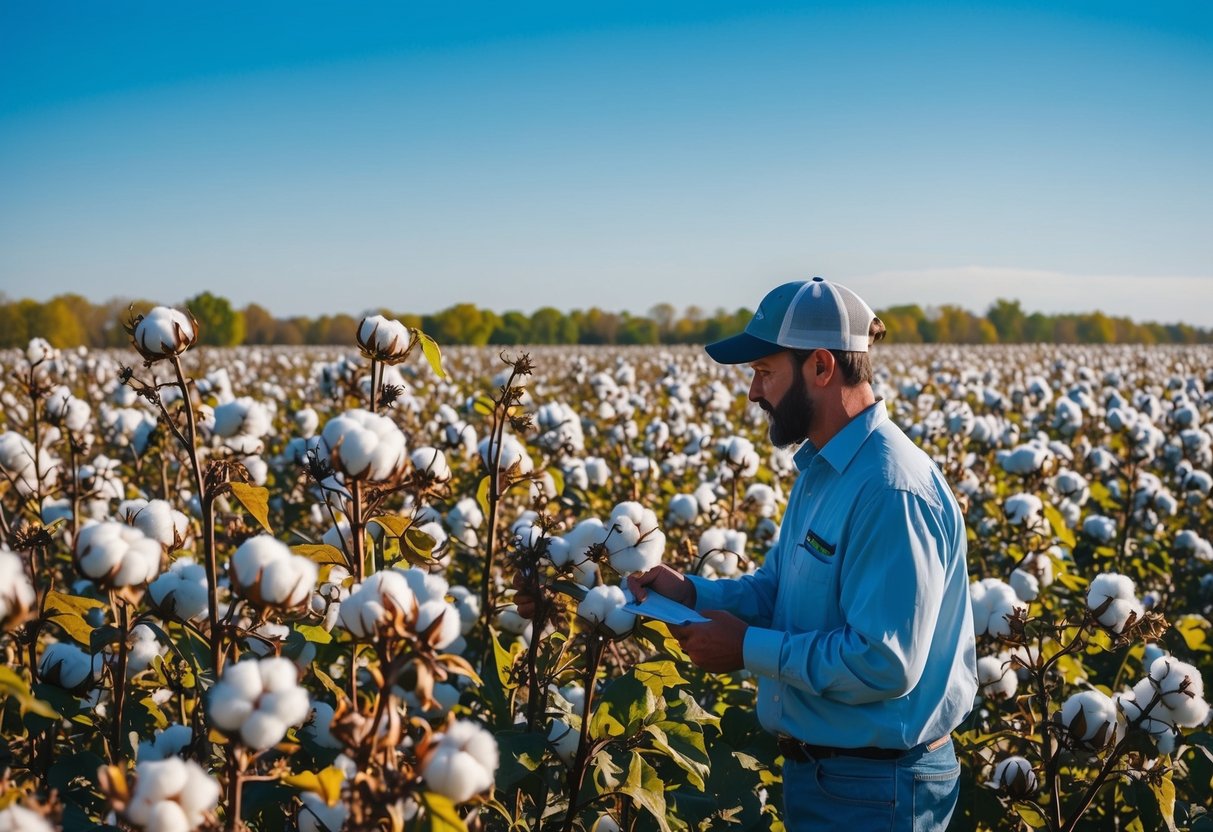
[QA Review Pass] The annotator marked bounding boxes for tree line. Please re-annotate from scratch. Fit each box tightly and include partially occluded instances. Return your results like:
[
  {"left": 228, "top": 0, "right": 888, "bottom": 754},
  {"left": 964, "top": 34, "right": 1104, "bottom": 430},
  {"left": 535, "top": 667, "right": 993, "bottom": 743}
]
[{"left": 0, "top": 292, "right": 1209, "bottom": 349}]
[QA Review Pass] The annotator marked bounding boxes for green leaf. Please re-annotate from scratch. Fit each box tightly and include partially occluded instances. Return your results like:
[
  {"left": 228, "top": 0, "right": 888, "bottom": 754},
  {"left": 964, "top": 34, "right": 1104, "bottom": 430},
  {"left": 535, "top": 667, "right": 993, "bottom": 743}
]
[
  {"left": 229, "top": 482, "right": 273, "bottom": 533},
  {"left": 291, "top": 544, "right": 349, "bottom": 568},
  {"left": 0, "top": 666, "right": 60, "bottom": 719},
  {"left": 494, "top": 730, "right": 550, "bottom": 789},
  {"left": 415, "top": 330, "right": 448, "bottom": 380},
  {"left": 547, "top": 466, "right": 564, "bottom": 497},
  {"left": 1043, "top": 503, "right": 1076, "bottom": 548},
  {"left": 647, "top": 721, "right": 711, "bottom": 790},
  {"left": 44, "top": 589, "right": 106, "bottom": 617},
  {"left": 620, "top": 752, "right": 672, "bottom": 832},
  {"left": 591, "top": 674, "right": 653, "bottom": 741},
  {"left": 405, "top": 527, "right": 437, "bottom": 559},
  {"left": 415, "top": 791, "right": 466, "bottom": 831},
  {"left": 296, "top": 624, "right": 333, "bottom": 644}
]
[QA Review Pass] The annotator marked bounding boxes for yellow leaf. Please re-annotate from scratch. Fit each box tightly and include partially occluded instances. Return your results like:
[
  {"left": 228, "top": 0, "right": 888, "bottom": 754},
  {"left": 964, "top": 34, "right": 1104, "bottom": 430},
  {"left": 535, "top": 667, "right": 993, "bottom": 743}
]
[
  {"left": 229, "top": 482, "right": 273, "bottom": 533},
  {"left": 291, "top": 544, "right": 349, "bottom": 568},
  {"left": 44, "top": 589, "right": 106, "bottom": 617},
  {"left": 417, "top": 791, "right": 466, "bottom": 831},
  {"left": 370, "top": 514, "right": 412, "bottom": 538},
  {"left": 0, "top": 666, "right": 60, "bottom": 719},
  {"left": 476, "top": 475, "right": 491, "bottom": 519},
  {"left": 415, "top": 330, "right": 448, "bottom": 380},
  {"left": 49, "top": 611, "right": 95, "bottom": 645},
  {"left": 283, "top": 766, "right": 345, "bottom": 806}
]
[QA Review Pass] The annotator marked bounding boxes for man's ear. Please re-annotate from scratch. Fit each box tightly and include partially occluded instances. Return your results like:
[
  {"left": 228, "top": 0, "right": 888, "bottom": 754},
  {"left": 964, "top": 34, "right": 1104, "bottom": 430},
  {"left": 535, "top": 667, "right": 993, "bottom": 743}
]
[{"left": 810, "top": 349, "right": 836, "bottom": 386}]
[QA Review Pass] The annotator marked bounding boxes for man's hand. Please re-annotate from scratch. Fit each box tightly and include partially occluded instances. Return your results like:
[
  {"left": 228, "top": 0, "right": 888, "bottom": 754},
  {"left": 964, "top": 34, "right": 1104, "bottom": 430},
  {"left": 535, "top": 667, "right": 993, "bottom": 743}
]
[
  {"left": 626, "top": 564, "right": 696, "bottom": 607},
  {"left": 669, "top": 610, "right": 748, "bottom": 673}
]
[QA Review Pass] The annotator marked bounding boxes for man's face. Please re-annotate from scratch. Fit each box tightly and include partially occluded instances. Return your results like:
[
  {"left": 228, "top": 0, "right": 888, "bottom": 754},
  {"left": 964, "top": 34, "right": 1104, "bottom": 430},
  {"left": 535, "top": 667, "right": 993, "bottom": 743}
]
[{"left": 748, "top": 351, "right": 815, "bottom": 447}]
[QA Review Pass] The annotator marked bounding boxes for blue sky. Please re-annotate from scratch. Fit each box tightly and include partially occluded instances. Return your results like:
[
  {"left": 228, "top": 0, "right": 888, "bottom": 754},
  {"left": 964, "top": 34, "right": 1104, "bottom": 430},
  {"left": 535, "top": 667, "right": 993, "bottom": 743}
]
[{"left": 2, "top": 1, "right": 1211, "bottom": 325}]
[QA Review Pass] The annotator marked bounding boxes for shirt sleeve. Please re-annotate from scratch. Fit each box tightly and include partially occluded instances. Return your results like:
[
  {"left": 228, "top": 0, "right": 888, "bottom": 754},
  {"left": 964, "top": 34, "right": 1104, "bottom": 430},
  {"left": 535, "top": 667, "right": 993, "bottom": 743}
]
[
  {"left": 743, "top": 487, "right": 952, "bottom": 704},
  {"left": 686, "top": 533, "right": 782, "bottom": 629}
]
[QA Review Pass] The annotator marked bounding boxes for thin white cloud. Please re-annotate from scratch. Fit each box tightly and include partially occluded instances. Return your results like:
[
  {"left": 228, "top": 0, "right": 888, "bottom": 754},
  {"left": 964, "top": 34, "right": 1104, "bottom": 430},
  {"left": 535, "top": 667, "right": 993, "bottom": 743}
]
[{"left": 846, "top": 268, "right": 1213, "bottom": 327}]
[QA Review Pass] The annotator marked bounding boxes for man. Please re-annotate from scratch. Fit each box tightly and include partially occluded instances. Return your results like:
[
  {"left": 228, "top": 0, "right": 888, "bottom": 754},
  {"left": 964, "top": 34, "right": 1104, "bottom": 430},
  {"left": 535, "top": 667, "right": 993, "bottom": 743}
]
[{"left": 629, "top": 277, "right": 977, "bottom": 831}]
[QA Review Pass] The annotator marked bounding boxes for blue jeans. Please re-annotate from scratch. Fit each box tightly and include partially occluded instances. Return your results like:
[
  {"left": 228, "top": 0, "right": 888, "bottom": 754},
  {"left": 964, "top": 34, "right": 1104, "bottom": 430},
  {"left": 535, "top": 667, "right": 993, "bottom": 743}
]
[{"left": 781, "top": 739, "right": 960, "bottom": 832}]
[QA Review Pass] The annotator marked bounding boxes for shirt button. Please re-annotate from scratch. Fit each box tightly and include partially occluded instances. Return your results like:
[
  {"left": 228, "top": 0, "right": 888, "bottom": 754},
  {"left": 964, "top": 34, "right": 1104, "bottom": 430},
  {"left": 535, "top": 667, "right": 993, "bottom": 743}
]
[{"left": 773, "top": 695, "right": 780, "bottom": 702}]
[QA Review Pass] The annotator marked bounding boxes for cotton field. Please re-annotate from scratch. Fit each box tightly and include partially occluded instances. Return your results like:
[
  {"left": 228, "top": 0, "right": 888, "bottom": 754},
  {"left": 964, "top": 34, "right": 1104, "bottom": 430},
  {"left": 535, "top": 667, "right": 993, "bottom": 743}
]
[{"left": 1, "top": 313, "right": 1211, "bottom": 831}]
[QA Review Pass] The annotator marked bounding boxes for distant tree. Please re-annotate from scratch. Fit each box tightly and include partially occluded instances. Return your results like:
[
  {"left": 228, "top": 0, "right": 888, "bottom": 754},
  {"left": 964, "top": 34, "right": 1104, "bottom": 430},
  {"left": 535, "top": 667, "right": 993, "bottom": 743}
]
[
  {"left": 875, "top": 305, "right": 926, "bottom": 344},
  {"left": 490, "top": 311, "right": 531, "bottom": 345},
  {"left": 242, "top": 303, "right": 278, "bottom": 344},
  {"left": 987, "top": 298, "right": 1025, "bottom": 343},
  {"left": 186, "top": 292, "right": 245, "bottom": 346},
  {"left": 424, "top": 304, "right": 500, "bottom": 346},
  {"left": 30, "top": 297, "right": 87, "bottom": 348},
  {"left": 619, "top": 314, "right": 659, "bottom": 345},
  {"left": 649, "top": 303, "right": 677, "bottom": 339},
  {"left": 529, "top": 307, "right": 566, "bottom": 344},
  {"left": 1077, "top": 312, "right": 1115, "bottom": 344}
]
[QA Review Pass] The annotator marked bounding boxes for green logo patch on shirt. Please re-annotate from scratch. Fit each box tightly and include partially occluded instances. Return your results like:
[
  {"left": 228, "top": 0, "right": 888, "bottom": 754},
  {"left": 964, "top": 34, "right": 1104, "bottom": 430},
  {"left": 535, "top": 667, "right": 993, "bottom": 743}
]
[{"left": 800, "top": 528, "right": 836, "bottom": 563}]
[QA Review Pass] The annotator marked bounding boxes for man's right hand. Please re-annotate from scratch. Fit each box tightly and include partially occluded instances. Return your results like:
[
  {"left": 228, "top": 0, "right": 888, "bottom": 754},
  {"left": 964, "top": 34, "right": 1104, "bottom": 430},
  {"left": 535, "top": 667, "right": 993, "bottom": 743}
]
[{"left": 626, "top": 564, "right": 696, "bottom": 607}]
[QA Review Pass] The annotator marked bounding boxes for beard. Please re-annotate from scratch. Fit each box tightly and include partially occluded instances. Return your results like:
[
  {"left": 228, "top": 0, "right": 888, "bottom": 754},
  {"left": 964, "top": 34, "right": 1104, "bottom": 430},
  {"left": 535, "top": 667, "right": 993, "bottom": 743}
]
[{"left": 759, "top": 366, "right": 814, "bottom": 448}]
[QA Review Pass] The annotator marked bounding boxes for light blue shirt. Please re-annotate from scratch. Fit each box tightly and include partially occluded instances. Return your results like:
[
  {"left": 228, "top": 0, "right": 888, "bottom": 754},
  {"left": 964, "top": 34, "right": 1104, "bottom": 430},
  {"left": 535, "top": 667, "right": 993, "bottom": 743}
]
[{"left": 689, "top": 400, "right": 977, "bottom": 749}]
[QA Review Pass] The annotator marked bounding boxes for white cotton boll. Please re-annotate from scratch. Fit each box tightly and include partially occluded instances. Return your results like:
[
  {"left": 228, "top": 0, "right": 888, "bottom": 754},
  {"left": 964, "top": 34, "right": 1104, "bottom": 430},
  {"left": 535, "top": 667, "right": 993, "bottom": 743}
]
[
  {"left": 1149, "top": 657, "right": 1209, "bottom": 727},
  {"left": 126, "top": 624, "right": 165, "bottom": 675},
  {"left": 212, "top": 398, "right": 271, "bottom": 440},
  {"left": 208, "top": 657, "right": 308, "bottom": 751},
  {"left": 970, "top": 578, "right": 1024, "bottom": 638},
  {"left": 337, "top": 569, "right": 417, "bottom": 640},
  {"left": 294, "top": 407, "right": 320, "bottom": 438},
  {"left": 411, "top": 446, "right": 452, "bottom": 482},
  {"left": 548, "top": 718, "right": 579, "bottom": 765},
  {"left": 478, "top": 434, "right": 534, "bottom": 477},
  {"left": 119, "top": 499, "right": 191, "bottom": 549},
  {"left": 606, "top": 502, "right": 664, "bottom": 575},
  {"left": 1003, "top": 493, "right": 1043, "bottom": 526},
  {"left": 422, "top": 720, "right": 499, "bottom": 803},
  {"left": 320, "top": 409, "right": 407, "bottom": 481},
  {"left": 977, "top": 655, "right": 1018, "bottom": 700},
  {"left": 1009, "top": 569, "right": 1040, "bottom": 602},
  {"left": 133, "top": 307, "right": 196, "bottom": 358},
  {"left": 0, "top": 805, "right": 55, "bottom": 832},
  {"left": 495, "top": 605, "right": 532, "bottom": 638},
  {"left": 584, "top": 456, "right": 610, "bottom": 487},
  {"left": 666, "top": 494, "right": 699, "bottom": 526},
  {"left": 448, "top": 586, "right": 480, "bottom": 635},
  {"left": 137, "top": 724, "right": 193, "bottom": 761},
  {"left": 301, "top": 701, "right": 343, "bottom": 750},
  {"left": 231, "top": 535, "right": 317, "bottom": 609},
  {"left": 240, "top": 710, "right": 288, "bottom": 751},
  {"left": 0, "top": 547, "right": 36, "bottom": 628},
  {"left": 39, "top": 642, "right": 98, "bottom": 690},
  {"left": 149, "top": 558, "right": 209, "bottom": 622},
  {"left": 260, "top": 686, "right": 312, "bottom": 729},
  {"left": 576, "top": 585, "right": 636, "bottom": 636},
  {"left": 75, "top": 521, "right": 162, "bottom": 588},
  {"left": 357, "top": 314, "right": 411, "bottom": 360},
  {"left": 299, "top": 792, "right": 348, "bottom": 832},
  {"left": 416, "top": 601, "right": 462, "bottom": 649},
  {"left": 998, "top": 444, "right": 1050, "bottom": 475},
  {"left": 1060, "top": 690, "right": 1119, "bottom": 748},
  {"left": 989, "top": 756, "right": 1037, "bottom": 796},
  {"left": 1083, "top": 515, "right": 1118, "bottom": 544},
  {"left": 1087, "top": 573, "right": 1144, "bottom": 633},
  {"left": 402, "top": 567, "right": 449, "bottom": 605}
]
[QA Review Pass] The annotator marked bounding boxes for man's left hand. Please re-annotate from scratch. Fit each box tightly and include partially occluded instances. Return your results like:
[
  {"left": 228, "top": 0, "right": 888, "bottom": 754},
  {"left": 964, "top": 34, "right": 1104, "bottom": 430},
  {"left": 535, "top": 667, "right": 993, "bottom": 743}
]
[{"left": 669, "top": 610, "right": 748, "bottom": 673}]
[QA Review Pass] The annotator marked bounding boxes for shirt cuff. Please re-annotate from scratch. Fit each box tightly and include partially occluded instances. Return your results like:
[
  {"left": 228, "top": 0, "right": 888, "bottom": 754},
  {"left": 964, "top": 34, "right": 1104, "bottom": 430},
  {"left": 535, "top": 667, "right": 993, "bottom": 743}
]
[
  {"left": 743, "top": 626, "right": 785, "bottom": 680},
  {"left": 685, "top": 575, "right": 721, "bottom": 611}
]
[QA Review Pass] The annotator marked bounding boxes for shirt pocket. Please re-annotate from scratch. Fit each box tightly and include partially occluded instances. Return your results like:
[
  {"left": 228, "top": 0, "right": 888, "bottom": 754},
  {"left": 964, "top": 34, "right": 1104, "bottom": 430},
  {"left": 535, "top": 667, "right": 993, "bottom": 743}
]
[{"left": 785, "top": 546, "right": 838, "bottom": 629}]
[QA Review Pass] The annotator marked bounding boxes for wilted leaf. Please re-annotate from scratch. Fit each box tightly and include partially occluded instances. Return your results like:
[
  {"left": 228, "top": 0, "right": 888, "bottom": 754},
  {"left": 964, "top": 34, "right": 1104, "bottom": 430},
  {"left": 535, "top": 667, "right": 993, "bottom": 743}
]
[{"left": 229, "top": 482, "right": 272, "bottom": 533}]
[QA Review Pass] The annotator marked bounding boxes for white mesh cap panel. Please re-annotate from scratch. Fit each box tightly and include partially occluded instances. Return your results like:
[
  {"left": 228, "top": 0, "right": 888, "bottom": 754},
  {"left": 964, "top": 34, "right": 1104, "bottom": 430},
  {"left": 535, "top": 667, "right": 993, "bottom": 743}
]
[{"left": 776, "top": 278, "right": 874, "bottom": 352}]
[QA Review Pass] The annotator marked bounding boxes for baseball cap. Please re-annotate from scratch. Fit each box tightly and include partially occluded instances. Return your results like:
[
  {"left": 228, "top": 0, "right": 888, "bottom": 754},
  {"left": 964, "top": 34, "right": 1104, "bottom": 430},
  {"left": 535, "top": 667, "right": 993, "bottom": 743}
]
[{"left": 705, "top": 277, "right": 876, "bottom": 364}]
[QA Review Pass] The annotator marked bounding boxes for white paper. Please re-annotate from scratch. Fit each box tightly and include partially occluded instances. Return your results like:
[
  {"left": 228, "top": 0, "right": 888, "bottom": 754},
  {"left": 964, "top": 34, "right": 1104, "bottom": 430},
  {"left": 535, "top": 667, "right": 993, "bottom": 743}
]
[{"left": 621, "top": 591, "right": 710, "bottom": 625}]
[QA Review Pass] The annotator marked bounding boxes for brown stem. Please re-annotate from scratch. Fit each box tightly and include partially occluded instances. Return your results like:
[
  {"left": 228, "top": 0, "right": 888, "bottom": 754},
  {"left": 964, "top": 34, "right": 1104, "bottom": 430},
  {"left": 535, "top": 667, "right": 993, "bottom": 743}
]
[
  {"left": 110, "top": 595, "right": 130, "bottom": 764},
  {"left": 561, "top": 633, "right": 607, "bottom": 832}
]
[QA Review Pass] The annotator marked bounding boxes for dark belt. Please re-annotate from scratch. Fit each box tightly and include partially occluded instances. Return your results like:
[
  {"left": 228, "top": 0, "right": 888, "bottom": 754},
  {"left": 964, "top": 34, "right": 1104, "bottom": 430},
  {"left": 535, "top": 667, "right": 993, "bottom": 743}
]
[{"left": 777, "top": 735, "right": 949, "bottom": 763}]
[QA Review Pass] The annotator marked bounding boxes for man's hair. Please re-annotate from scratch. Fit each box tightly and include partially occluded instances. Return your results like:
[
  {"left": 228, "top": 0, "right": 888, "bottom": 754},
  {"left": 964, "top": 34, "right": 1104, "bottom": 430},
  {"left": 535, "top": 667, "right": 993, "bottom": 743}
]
[{"left": 792, "top": 316, "right": 886, "bottom": 387}]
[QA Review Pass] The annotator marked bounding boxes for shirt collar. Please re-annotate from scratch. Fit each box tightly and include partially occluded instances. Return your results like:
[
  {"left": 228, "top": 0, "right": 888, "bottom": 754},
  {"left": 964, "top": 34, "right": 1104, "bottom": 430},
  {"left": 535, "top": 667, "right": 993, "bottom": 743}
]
[{"left": 792, "top": 399, "right": 888, "bottom": 473}]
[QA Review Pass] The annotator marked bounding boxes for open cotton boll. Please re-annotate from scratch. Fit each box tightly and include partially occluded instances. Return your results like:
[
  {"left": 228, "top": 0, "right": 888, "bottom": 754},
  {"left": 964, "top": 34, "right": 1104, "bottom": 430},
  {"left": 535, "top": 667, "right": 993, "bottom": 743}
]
[
  {"left": 970, "top": 578, "right": 1024, "bottom": 638},
  {"left": 548, "top": 718, "right": 579, "bottom": 766},
  {"left": 421, "top": 719, "right": 499, "bottom": 803},
  {"left": 606, "top": 502, "right": 664, "bottom": 575},
  {"left": 124, "top": 756, "right": 220, "bottom": 831},
  {"left": 416, "top": 601, "right": 462, "bottom": 649},
  {"left": 230, "top": 535, "right": 317, "bottom": 609},
  {"left": 0, "top": 547, "right": 36, "bottom": 629},
  {"left": 998, "top": 444, "right": 1051, "bottom": 475},
  {"left": 584, "top": 457, "right": 610, "bottom": 488},
  {"left": 401, "top": 567, "right": 449, "bottom": 606},
  {"left": 337, "top": 569, "right": 417, "bottom": 640},
  {"left": 137, "top": 723, "right": 193, "bottom": 762},
  {"left": 208, "top": 657, "right": 310, "bottom": 751},
  {"left": 125, "top": 624, "right": 166, "bottom": 675},
  {"left": 212, "top": 397, "right": 271, "bottom": 440},
  {"left": 1082, "top": 515, "right": 1118, "bottom": 544},
  {"left": 357, "top": 314, "right": 412, "bottom": 362},
  {"left": 576, "top": 585, "right": 636, "bottom": 636},
  {"left": 666, "top": 493, "right": 699, "bottom": 526},
  {"left": 478, "top": 434, "right": 534, "bottom": 476},
  {"left": 74, "top": 521, "right": 162, "bottom": 588},
  {"left": 299, "top": 792, "right": 348, "bottom": 832},
  {"left": 976, "top": 655, "right": 1018, "bottom": 700},
  {"left": 149, "top": 558, "right": 209, "bottom": 622},
  {"left": 320, "top": 409, "right": 408, "bottom": 481},
  {"left": 697, "top": 528, "right": 746, "bottom": 578},
  {"left": 39, "top": 641, "right": 100, "bottom": 691},
  {"left": 118, "top": 499, "right": 191, "bottom": 549},
  {"left": 1147, "top": 656, "right": 1210, "bottom": 727},
  {"left": 411, "top": 446, "right": 452, "bottom": 482},
  {"left": 132, "top": 306, "right": 196, "bottom": 359},
  {"left": 1087, "top": 573, "right": 1144, "bottom": 633},
  {"left": 1003, "top": 493, "right": 1044, "bottom": 527},
  {"left": 1060, "top": 690, "right": 1119, "bottom": 748},
  {"left": 988, "top": 756, "right": 1037, "bottom": 797}
]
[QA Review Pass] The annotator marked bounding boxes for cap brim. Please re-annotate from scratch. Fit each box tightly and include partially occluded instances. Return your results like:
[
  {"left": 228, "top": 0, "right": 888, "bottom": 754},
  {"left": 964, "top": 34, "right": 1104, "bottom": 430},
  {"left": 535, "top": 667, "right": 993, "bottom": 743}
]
[{"left": 705, "top": 332, "right": 784, "bottom": 364}]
